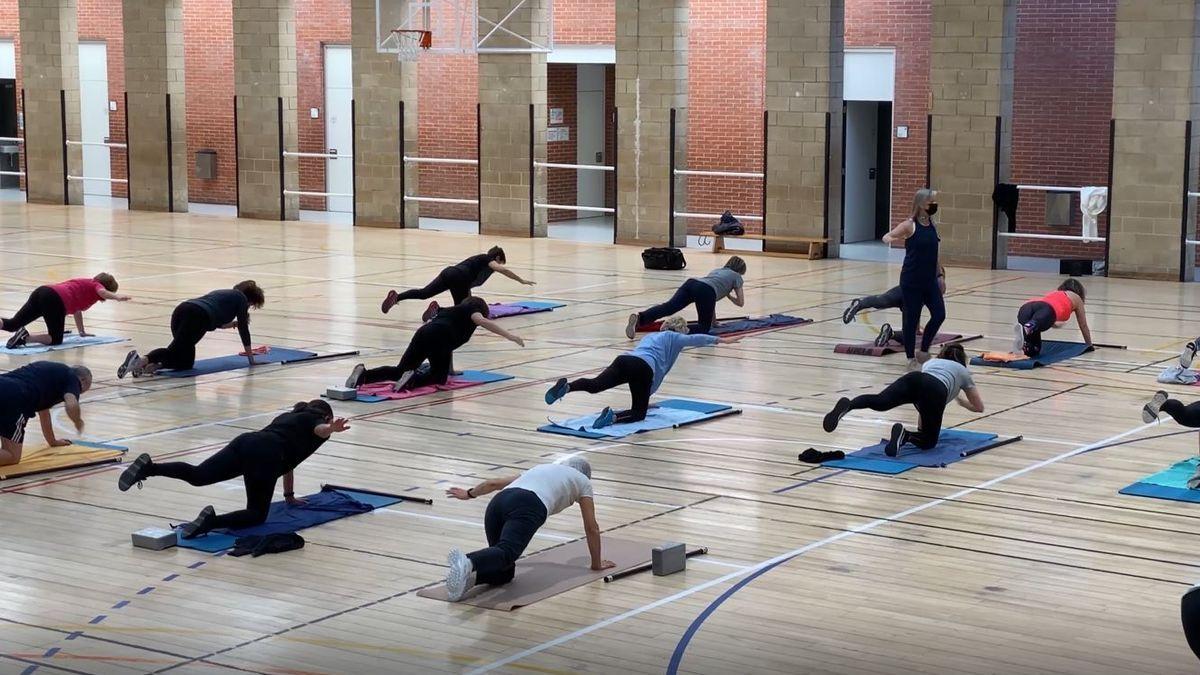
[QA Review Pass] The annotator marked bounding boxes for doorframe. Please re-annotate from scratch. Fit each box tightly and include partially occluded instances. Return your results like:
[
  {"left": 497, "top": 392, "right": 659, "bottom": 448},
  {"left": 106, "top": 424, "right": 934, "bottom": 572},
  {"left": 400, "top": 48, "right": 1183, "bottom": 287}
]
[
  {"left": 323, "top": 42, "right": 353, "bottom": 213},
  {"left": 840, "top": 47, "right": 896, "bottom": 253}
]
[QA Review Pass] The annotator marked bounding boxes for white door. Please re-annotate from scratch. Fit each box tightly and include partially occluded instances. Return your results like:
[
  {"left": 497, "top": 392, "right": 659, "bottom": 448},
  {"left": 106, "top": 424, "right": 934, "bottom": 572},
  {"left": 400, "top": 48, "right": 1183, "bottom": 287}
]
[
  {"left": 576, "top": 64, "right": 606, "bottom": 216},
  {"left": 844, "top": 101, "right": 878, "bottom": 243},
  {"left": 78, "top": 42, "right": 110, "bottom": 196},
  {"left": 324, "top": 45, "right": 353, "bottom": 213}
]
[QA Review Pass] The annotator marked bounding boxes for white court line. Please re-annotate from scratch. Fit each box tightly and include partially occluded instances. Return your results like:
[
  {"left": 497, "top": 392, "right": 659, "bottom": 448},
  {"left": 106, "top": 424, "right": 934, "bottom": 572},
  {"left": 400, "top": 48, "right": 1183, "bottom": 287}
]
[{"left": 466, "top": 420, "right": 1157, "bottom": 674}]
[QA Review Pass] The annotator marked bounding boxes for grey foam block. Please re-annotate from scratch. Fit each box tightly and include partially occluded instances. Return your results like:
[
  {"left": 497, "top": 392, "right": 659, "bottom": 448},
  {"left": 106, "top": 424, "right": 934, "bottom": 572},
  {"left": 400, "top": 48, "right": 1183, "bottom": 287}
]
[
  {"left": 325, "top": 385, "right": 358, "bottom": 401},
  {"left": 652, "top": 541, "right": 686, "bottom": 576},
  {"left": 132, "top": 527, "right": 177, "bottom": 551}
]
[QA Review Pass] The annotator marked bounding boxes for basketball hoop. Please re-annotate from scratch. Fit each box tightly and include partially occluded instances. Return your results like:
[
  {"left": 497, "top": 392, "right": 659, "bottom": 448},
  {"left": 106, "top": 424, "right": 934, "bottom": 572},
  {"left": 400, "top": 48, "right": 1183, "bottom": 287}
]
[{"left": 388, "top": 28, "right": 432, "bottom": 62}]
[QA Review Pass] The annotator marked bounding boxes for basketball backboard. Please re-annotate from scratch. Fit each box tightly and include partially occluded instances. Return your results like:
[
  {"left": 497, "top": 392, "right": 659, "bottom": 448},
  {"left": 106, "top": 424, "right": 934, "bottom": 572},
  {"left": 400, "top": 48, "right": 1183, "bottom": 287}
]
[{"left": 376, "top": 0, "right": 553, "bottom": 56}]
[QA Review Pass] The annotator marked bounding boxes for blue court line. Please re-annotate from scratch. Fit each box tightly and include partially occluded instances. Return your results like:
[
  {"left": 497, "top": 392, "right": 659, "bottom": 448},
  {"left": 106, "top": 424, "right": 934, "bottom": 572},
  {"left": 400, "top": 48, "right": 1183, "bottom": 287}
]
[
  {"left": 88, "top": 615, "right": 106, "bottom": 625},
  {"left": 42, "top": 648, "right": 58, "bottom": 658},
  {"left": 65, "top": 632, "right": 81, "bottom": 641},
  {"left": 20, "top": 666, "right": 38, "bottom": 675},
  {"left": 137, "top": 586, "right": 154, "bottom": 595},
  {"left": 187, "top": 561, "right": 206, "bottom": 569},
  {"left": 162, "top": 573, "right": 179, "bottom": 582},
  {"left": 772, "top": 469, "right": 848, "bottom": 494},
  {"left": 111, "top": 600, "right": 129, "bottom": 609}
]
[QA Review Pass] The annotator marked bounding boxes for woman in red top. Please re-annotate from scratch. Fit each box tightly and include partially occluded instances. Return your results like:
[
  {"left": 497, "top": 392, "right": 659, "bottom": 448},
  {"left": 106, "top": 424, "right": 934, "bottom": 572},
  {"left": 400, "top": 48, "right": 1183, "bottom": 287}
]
[
  {"left": 1013, "top": 278, "right": 1091, "bottom": 357},
  {"left": 2, "top": 273, "right": 130, "bottom": 349}
]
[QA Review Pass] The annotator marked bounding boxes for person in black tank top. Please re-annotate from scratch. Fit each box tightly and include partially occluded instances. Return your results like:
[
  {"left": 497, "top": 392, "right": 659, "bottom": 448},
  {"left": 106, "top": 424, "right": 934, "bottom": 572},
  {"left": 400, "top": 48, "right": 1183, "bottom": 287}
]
[
  {"left": 883, "top": 189, "right": 946, "bottom": 368},
  {"left": 379, "top": 246, "right": 536, "bottom": 318},
  {"left": 117, "top": 400, "right": 351, "bottom": 539},
  {"left": 346, "top": 297, "right": 527, "bottom": 392}
]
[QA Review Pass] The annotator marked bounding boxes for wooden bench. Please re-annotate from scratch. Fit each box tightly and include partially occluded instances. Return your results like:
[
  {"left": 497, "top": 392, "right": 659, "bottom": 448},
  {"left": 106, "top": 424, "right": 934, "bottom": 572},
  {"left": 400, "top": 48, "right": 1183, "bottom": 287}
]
[{"left": 712, "top": 233, "right": 829, "bottom": 260}]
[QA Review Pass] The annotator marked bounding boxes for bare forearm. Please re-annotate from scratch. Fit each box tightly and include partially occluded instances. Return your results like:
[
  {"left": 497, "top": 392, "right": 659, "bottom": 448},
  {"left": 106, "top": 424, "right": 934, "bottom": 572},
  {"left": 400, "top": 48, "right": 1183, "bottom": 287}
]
[
  {"left": 585, "top": 528, "right": 603, "bottom": 568},
  {"left": 38, "top": 411, "right": 57, "bottom": 443},
  {"left": 283, "top": 472, "right": 295, "bottom": 494}
]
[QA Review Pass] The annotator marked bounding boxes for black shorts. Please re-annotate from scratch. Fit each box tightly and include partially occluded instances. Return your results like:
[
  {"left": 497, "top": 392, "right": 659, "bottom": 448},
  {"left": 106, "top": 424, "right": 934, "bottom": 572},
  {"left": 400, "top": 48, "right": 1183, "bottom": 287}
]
[{"left": 0, "top": 386, "right": 29, "bottom": 443}]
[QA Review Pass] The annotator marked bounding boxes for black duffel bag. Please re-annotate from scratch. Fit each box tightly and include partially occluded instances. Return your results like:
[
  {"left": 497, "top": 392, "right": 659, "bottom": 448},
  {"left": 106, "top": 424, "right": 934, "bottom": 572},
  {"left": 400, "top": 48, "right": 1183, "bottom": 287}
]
[{"left": 641, "top": 247, "right": 686, "bottom": 270}]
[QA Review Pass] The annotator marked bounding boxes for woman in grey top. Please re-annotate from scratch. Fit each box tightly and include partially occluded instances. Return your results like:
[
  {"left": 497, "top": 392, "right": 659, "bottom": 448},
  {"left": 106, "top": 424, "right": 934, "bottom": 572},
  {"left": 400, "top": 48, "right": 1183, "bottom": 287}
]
[
  {"left": 625, "top": 256, "right": 746, "bottom": 338},
  {"left": 822, "top": 343, "right": 985, "bottom": 456}
]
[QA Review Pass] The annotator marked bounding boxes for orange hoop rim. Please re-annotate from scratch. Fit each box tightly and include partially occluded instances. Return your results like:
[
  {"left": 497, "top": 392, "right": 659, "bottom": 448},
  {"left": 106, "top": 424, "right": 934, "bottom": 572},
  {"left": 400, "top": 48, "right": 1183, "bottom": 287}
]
[{"left": 390, "top": 28, "right": 433, "bottom": 50}]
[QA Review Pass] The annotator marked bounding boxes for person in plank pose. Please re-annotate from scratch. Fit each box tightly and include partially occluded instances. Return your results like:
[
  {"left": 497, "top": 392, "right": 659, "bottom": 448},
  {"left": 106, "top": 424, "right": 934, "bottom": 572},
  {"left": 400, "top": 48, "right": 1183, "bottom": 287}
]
[
  {"left": 380, "top": 246, "right": 535, "bottom": 320},
  {"left": 625, "top": 257, "right": 746, "bottom": 339},
  {"left": 117, "top": 400, "right": 350, "bottom": 538},
  {"left": 1012, "top": 278, "right": 1091, "bottom": 357},
  {"left": 0, "top": 362, "right": 91, "bottom": 466},
  {"left": 441, "top": 457, "right": 613, "bottom": 601},
  {"left": 842, "top": 267, "right": 947, "bottom": 347},
  {"left": 117, "top": 281, "right": 265, "bottom": 378},
  {"left": 346, "top": 297, "right": 525, "bottom": 392},
  {"left": 547, "top": 316, "right": 740, "bottom": 428},
  {"left": 882, "top": 189, "right": 944, "bottom": 370},
  {"left": 823, "top": 343, "right": 984, "bottom": 456},
  {"left": 2, "top": 273, "right": 130, "bottom": 349}
]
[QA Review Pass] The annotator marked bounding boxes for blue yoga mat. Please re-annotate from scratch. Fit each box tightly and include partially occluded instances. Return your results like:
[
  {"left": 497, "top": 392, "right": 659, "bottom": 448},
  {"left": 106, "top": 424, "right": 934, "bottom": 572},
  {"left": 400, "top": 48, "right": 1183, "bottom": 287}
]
[
  {"left": 74, "top": 440, "right": 129, "bottom": 451},
  {"left": 1120, "top": 457, "right": 1200, "bottom": 503},
  {"left": 0, "top": 334, "right": 126, "bottom": 355},
  {"left": 823, "top": 429, "right": 1015, "bottom": 474},
  {"left": 706, "top": 314, "right": 810, "bottom": 336},
  {"left": 970, "top": 341, "right": 1093, "bottom": 370},
  {"left": 175, "top": 486, "right": 402, "bottom": 553},
  {"left": 539, "top": 398, "right": 739, "bottom": 439},
  {"left": 354, "top": 370, "right": 515, "bottom": 402},
  {"left": 158, "top": 347, "right": 318, "bottom": 378}
]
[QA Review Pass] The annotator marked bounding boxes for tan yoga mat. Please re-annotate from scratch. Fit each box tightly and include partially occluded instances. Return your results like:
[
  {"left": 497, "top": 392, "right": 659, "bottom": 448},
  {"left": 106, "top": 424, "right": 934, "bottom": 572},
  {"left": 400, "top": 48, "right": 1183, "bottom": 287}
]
[
  {"left": 418, "top": 537, "right": 704, "bottom": 611},
  {"left": 0, "top": 443, "right": 126, "bottom": 481}
]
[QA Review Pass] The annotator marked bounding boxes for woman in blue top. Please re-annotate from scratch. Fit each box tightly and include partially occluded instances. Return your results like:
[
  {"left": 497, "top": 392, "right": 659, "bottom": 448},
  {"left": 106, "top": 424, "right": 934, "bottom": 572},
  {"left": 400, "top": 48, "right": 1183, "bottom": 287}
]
[
  {"left": 882, "top": 189, "right": 945, "bottom": 370},
  {"left": 547, "top": 316, "right": 739, "bottom": 427}
]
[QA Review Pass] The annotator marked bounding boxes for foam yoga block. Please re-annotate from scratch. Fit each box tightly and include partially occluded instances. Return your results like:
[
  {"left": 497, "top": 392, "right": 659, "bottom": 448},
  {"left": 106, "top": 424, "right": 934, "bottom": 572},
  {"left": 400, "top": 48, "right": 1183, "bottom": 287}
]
[
  {"left": 823, "top": 430, "right": 1022, "bottom": 475},
  {"left": 539, "top": 399, "right": 741, "bottom": 439},
  {"left": 970, "top": 341, "right": 1093, "bottom": 370},
  {"left": 353, "top": 370, "right": 514, "bottom": 402}
]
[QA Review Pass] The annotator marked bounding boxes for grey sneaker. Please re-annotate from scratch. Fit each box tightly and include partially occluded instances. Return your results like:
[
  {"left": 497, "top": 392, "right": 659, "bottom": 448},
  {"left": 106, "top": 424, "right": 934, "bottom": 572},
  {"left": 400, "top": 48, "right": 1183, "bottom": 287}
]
[
  {"left": 1143, "top": 390, "right": 1169, "bottom": 424},
  {"left": 390, "top": 370, "right": 416, "bottom": 392},
  {"left": 117, "top": 349, "right": 141, "bottom": 379},
  {"left": 1183, "top": 341, "right": 1198, "bottom": 370},
  {"left": 625, "top": 313, "right": 639, "bottom": 340},
  {"left": 445, "top": 548, "right": 476, "bottom": 602},
  {"left": 1012, "top": 323, "right": 1026, "bottom": 355},
  {"left": 346, "top": 363, "right": 366, "bottom": 389}
]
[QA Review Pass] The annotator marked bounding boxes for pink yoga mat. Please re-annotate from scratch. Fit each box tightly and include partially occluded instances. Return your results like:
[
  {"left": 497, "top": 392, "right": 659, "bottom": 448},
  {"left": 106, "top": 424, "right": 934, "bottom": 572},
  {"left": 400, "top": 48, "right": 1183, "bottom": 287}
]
[{"left": 358, "top": 377, "right": 486, "bottom": 401}]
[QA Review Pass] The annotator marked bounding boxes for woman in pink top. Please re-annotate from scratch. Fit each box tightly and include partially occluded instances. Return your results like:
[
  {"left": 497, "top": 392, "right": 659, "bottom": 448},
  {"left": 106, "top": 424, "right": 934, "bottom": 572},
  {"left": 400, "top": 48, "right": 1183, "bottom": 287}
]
[
  {"left": 2, "top": 273, "right": 130, "bottom": 348},
  {"left": 1012, "top": 278, "right": 1091, "bottom": 357}
]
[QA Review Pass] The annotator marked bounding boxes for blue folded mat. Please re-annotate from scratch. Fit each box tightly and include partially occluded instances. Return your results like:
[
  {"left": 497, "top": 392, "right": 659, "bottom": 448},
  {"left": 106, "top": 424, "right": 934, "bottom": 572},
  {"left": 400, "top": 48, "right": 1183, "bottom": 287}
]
[
  {"left": 175, "top": 486, "right": 401, "bottom": 553},
  {"left": 970, "top": 341, "right": 1093, "bottom": 370},
  {"left": 706, "top": 314, "right": 810, "bottom": 336},
  {"left": 1120, "top": 457, "right": 1200, "bottom": 503},
  {"left": 823, "top": 429, "right": 1019, "bottom": 474},
  {"left": 0, "top": 334, "right": 126, "bottom": 355},
  {"left": 539, "top": 398, "right": 739, "bottom": 439},
  {"left": 159, "top": 347, "right": 318, "bottom": 378},
  {"left": 354, "top": 370, "right": 515, "bottom": 402}
]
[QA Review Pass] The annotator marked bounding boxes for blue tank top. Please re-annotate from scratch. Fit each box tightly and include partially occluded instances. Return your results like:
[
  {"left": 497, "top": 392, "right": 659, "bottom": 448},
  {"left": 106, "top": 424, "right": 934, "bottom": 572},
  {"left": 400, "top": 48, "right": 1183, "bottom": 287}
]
[{"left": 900, "top": 219, "right": 939, "bottom": 286}]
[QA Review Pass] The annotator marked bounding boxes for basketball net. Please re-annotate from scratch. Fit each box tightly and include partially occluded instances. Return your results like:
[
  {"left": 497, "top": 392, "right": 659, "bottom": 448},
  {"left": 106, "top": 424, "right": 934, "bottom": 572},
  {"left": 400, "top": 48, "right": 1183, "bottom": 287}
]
[{"left": 389, "top": 29, "right": 432, "bottom": 62}]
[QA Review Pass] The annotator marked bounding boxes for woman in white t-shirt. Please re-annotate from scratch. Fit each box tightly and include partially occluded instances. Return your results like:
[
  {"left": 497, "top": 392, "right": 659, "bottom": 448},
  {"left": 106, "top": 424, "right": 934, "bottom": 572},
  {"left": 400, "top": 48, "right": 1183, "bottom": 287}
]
[{"left": 441, "top": 457, "right": 614, "bottom": 601}]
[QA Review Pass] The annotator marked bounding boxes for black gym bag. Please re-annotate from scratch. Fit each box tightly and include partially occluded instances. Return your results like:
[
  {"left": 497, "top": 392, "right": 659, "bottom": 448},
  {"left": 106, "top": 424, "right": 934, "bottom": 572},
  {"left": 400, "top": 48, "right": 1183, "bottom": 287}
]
[{"left": 642, "top": 247, "right": 687, "bottom": 270}]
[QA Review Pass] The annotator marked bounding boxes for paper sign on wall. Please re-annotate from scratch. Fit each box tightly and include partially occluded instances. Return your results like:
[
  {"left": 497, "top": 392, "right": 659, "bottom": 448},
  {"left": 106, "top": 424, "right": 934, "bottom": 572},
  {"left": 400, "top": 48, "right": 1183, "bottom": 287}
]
[
  {"left": 549, "top": 108, "right": 564, "bottom": 124},
  {"left": 547, "top": 127, "right": 570, "bottom": 142}
]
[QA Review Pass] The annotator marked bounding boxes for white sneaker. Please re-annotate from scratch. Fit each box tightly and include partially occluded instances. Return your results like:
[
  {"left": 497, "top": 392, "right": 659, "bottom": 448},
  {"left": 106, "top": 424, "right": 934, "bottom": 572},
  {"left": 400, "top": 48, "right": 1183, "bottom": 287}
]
[
  {"left": 1182, "top": 342, "right": 1198, "bottom": 369},
  {"left": 1012, "top": 323, "right": 1026, "bottom": 355},
  {"left": 625, "top": 313, "right": 639, "bottom": 340},
  {"left": 390, "top": 369, "right": 416, "bottom": 393},
  {"left": 1143, "top": 390, "right": 1169, "bottom": 424},
  {"left": 445, "top": 548, "right": 476, "bottom": 602},
  {"left": 346, "top": 363, "right": 366, "bottom": 389}
]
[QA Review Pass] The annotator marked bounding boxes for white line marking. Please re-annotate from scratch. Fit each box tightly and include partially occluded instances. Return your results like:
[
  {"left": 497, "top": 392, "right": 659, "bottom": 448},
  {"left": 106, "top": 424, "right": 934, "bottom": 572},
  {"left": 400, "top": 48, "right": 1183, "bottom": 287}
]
[{"left": 465, "top": 420, "right": 1156, "bottom": 674}]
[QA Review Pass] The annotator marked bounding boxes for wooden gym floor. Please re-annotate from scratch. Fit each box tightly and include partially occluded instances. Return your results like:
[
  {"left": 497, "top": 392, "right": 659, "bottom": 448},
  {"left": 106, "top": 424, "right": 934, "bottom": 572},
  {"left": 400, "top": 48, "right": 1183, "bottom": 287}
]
[{"left": 1, "top": 200, "right": 1198, "bottom": 675}]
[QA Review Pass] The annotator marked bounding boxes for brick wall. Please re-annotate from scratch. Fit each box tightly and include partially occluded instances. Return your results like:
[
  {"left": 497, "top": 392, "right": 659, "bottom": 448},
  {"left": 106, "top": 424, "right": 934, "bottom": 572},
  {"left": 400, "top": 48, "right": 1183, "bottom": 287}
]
[
  {"left": 1008, "top": 0, "right": 1115, "bottom": 261},
  {"left": 685, "top": 0, "right": 766, "bottom": 235},
  {"left": 78, "top": 0, "right": 126, "bottom": 198},
  {"left": 417, "top": 53, "right": 478, "bottom": 221},
  {"left": 546, "top": 62, "right": 575, "bottom": 221},
  {"left": 183, "top": 0, "right": 233, "bottom": 204},
  {"left": 845, "top": 0, "right": 930, "bottom": 233},
  {"left": 557, "top": 0, "right": 614, "bottom": 44}
]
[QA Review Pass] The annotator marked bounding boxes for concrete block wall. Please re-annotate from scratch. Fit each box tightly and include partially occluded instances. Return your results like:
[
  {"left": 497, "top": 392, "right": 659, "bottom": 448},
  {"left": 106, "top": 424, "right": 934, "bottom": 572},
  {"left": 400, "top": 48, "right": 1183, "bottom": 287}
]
[{"left": 19, "top": 0, "right": 82, "bottom": 205}]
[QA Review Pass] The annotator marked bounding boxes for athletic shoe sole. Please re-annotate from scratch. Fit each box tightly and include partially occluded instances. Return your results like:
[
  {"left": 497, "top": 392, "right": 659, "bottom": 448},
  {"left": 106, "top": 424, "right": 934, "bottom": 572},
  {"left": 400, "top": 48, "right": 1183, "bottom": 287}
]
[
  {"left": 178, "top": 505, "right": 216, "bottom": 540},
  {"left": 5, "top": 326, "right": 28, "bottom": 350},
  {"left": 873, "top": 323, "right": 894, "bottom": 347},
  {"left": 346, "top": 363, "right": 366, "bottom": 389},
  {"left": 625, "top": 313, "right": 639, "bottom": 340},
  {"left": 117, "top": 349, "right": 140, "bottom": 379},
  {"left": 842, "top": 298, "right": 862, "bottom": 325},
  {"left": 1012, "top": 323, "right": 1026, "bottom": 355},
  {"left": 545, "top": 378, "right": 569, "bottom": 405},
  {"left": 594, "top": 406, "right": 616, "bottom": 429},
  {"left": 118, "top": 453, "right": 152, "bottom": 492},
  {"left": 885, "top": 422, "right": 906, "bottom": 457},
  {"left": 445, "top": 548, "right": 476, "bottom": 602},
  {"left": 1143, "top": 390, "right": 1169, "bottom": 424},
  {"left": 391, "top": 370, "right": 416, "bottom": 392},
  {"left": 1183, "top": 342, "right": 1198, "bottom": 370},
  {"left": 381, "top": 290, "right": 399, "bottom": 314},
  {"left": 421, "top": 301, "right": 440, "bottom": 323},
  {"left": 823, "top": 397, "right": 851, "bottom": 433}
]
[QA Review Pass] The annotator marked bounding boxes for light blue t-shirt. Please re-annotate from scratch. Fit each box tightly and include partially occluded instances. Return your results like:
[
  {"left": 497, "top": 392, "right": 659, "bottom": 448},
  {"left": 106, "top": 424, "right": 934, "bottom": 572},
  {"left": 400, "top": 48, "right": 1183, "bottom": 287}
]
[{"left": 629, "top": 331, "right": 720, "bottom": 394}]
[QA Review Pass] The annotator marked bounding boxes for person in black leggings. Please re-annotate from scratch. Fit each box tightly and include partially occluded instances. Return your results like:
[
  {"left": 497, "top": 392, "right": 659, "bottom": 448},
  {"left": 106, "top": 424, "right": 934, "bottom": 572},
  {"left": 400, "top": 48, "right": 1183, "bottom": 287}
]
[
  {"left": 1183, "top": 586, "right": 1200, "bottom": 662},
  {"left": 1143, "top": 392, "right": 1200, "bottom": 485},
  {"left": 823, "top": 343, "right": 984, "bottom": 456},
  {"left": 883, "top": 189, "right": 945, "bottom": 370},
  {"left": 842, "top": 268, "right": 946, "bottom": 325},
  {"left": 118, "top": 281, "right": 265, "bottom": 377},
  {"left": 626, "top": 257, "right": 746, "bottom": 338},
  {"left": 2, "top": 273, "right": 130, "bottom": 349},
  {"left": 380, "top": 246, "right": 535, "bottom": 319},
  {"left": 117, "top": 400, "right": 349, "bottom": 538},
  {"left": 347, "top": 297, "right": 526, "bottom": 392}
]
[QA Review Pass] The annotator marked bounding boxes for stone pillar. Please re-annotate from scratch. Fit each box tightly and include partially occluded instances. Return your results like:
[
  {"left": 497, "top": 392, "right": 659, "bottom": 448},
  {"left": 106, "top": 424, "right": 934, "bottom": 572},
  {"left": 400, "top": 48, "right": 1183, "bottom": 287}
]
[
  {"left": 234, "top": 0, "right": 298, "bottom": 220},
  {"left": 615, "top": 0, "right": 687, "bottom": 246},
  {"left": 764, "top": 0, "right": 843, "bottom": 255},
  {"left": 123, "top": 0, "right": 188, "bottom": 212},
  {"left": 351, "top": 0, "right": 417, "bottom": 228},
  {"left": 1107, "top": 0, "right": 1197, "bottom": 279},
  {"left": 477, "top": 0, "right": 548, "bottom": 237},
  {"left": 929, "top": 0, "right": 1009, "bottom": 267},
  {"left": 19, "top": 0, "right": 82, "bottom": 205}
]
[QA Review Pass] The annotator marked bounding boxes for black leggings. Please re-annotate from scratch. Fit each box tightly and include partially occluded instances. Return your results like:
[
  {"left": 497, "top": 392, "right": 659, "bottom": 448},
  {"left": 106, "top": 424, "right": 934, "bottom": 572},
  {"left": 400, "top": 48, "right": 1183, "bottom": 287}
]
[
  {"left": 900, "top": 282, "right": 946, "bottom": 358},
  {"left": 1017, "top": 301, "right": 1056, "bottom": 357},
  {"left": 1162, "top": 399, "right": 1200, "bottom": 428},
  {"left": 568, "top": 355, "right": 654, "bottom": 424},
  {"left": 638, "top": 279, "right": 718, "bottom": 334},
  {"left": 362, "top": 322, "right": 455, "bottom": 388},
  {"left": 395, "top": 266, "right": 472, "bottom": 306},
  {"left": 1183, "top": 586, "right": 1200, "bottom": 662},
  {"left": 146, "top": 302, "right": 210, "bottom": 371},
  {"left": 467, "top": 487, "right": 548, "bottom": 586},
  {"left": 2, "top": 286, "right": 67, "bottom": 345},
  {"left": 845, "top": 371, "right": 949, "bottom": 449},
  {"left": 145, "top": 433, "right": 284, "bottom": 531},
  {"left": 855, "top": 286, "right": 904, "bottom": 314}
]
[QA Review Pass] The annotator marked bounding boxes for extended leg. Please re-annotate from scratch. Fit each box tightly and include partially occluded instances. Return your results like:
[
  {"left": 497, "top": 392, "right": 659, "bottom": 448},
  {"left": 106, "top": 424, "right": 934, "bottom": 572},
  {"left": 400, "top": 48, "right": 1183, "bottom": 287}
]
[{"left": 637, "top": 282, "right": 696, "bottom": 326}]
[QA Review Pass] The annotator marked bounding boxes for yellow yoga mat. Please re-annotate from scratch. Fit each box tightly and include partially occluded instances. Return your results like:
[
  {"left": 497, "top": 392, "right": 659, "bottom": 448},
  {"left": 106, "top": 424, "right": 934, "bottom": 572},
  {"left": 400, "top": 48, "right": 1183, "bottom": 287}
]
[{"left": 0, "top": 442, "right": 126, "bottom": 481}]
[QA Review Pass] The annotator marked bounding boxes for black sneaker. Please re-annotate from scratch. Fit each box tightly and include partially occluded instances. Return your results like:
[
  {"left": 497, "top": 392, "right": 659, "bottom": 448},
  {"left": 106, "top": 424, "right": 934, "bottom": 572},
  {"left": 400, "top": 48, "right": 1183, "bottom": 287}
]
[
  {"left": 884, "top": 423, "right": 908, "bottom": 457},
  {"left": 381, "top": 290, "right": 399, "bottom": 314},
  {"left": 823, "top": 397, "right": 852, "bottom": 433},
  {"left": 177, "top": 505, "right": 217, "bottom": 540},
  {"left": 842, "top": 298, "right": 862, "bottom": 324},
  {"left": 118, "top": 453, "right": 152, "bottom": 492},
  {"left": 873, "top": 323, "right": 894, "bottom": 347},
  {"left": 117, "top": 349, "right": 141, "bottom": 379},
  {"left": 5, "top": 326, "right": 28, "bottom": 350}
]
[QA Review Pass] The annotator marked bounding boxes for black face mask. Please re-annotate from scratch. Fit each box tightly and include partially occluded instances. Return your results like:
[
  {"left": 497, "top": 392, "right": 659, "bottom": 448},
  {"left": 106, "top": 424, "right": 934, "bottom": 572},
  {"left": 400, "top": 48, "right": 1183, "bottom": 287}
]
[{"left": 926, "top": 203, "right": 939, "bottom": 216}]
